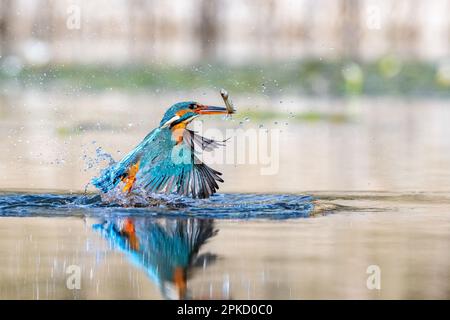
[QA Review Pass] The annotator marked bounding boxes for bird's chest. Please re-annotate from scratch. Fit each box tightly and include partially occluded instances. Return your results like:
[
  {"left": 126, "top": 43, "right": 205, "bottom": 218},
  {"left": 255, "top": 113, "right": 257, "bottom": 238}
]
[{"left": 170, "top": 123, "right": 187, "bottom": 145}]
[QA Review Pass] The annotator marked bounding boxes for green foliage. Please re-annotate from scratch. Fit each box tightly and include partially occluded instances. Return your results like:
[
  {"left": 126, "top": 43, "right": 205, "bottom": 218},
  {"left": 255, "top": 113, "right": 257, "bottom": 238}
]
[
  {"left": 236, "top": 109, "right": 352, "bottom": 124},
  {"left": 1, "top": 58, "right": 449, "bottom": 97}
]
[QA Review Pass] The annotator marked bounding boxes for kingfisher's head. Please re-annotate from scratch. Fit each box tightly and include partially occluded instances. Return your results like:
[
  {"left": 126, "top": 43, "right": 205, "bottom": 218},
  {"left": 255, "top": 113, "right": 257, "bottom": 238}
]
[{"left": 159, "top": 101, "right": 229, "bottom": 128}]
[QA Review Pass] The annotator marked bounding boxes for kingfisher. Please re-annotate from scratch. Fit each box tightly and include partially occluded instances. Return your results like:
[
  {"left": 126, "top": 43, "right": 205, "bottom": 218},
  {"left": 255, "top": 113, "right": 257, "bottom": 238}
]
[{"left": 92, "top": 101, "right": 232, "bottom": 199}]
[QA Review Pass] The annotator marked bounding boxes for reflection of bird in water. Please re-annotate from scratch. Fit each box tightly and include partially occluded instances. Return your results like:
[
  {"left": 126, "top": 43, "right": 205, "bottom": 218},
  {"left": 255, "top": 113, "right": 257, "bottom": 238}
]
[
  {"left": 92, "top": 101, "right": 233, "bottom": 199},
  {"left": 93, "top": 217, "right": 218, "bottom": 299}
]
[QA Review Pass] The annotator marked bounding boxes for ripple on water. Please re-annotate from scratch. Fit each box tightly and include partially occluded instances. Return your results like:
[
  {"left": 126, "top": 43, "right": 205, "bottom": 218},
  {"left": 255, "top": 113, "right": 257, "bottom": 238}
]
[{"left": 0, "top": 192, "right": 315, "bottom": 219}]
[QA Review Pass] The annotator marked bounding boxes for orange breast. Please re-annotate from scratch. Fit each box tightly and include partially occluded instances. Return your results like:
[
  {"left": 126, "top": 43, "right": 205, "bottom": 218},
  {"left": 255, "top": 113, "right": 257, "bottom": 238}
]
[
  {"left": 171, "top": 122, "right": 187, "bottom": 145},
  {"left": 121, "top": 161, "right": 140, "bottom": 193}
]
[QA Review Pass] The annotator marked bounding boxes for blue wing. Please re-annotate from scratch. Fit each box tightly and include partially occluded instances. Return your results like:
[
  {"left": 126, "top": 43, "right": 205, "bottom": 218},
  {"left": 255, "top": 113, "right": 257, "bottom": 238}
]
[
  {"left": 92, "top": 127, "right": 224, "bottom": 199},
  {"left": 91, "top": 128, "right": 159, "bottom": 193},
  {"left": 136, "top": 128, "right": 224, "bottom": 199}
]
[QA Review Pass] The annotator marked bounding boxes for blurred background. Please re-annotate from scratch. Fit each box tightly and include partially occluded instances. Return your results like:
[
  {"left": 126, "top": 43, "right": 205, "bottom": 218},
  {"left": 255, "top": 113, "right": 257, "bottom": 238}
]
[
  {"left": 1, "top": 0, "right": 450, "bottom": 192},
  {"left": 1, "top": 0, "right": 450, "bottom": 301}
]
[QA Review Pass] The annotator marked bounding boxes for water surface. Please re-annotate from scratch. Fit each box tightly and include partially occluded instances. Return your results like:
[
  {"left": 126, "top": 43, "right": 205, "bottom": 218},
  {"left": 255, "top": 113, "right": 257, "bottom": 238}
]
[
  {"left": 0, "top": 191, "right": 448, "bottom": 299},
  {"left": 0, "top": 192, "right": 314, "bottom": 219}
]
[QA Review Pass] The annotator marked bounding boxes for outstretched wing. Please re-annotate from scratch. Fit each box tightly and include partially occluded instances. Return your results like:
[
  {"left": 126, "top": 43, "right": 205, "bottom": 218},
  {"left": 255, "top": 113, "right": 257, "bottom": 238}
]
[
  {"left": 136, "top": 128, "right": 223, "bottom": 199},
  {"left": 91, "top": 128, "right": 159, "bottom": 193}
]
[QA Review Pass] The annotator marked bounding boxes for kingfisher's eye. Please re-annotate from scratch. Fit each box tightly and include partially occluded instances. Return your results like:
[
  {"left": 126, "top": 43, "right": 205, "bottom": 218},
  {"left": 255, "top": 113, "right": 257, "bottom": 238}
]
[{"left": 189, "top": 103, "right": 196, "bottom": 109}]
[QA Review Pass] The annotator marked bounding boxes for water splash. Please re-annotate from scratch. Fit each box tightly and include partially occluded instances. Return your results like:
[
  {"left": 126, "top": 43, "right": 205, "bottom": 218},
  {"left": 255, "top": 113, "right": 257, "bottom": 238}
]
[
  {"left": 82, "top": 143, "right": 117, "bottom": 173},
  {"left": 82, "top": 142, "right": 119, "bottom": 194},
  {"left": 0, "top": 192, "right": 314, "bottom": 219}
]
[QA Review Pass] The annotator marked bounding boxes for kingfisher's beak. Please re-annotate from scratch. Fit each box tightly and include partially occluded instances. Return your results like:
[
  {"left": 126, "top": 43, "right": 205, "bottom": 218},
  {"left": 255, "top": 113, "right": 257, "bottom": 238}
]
[{"left": 194, "top": 104, "right": 229, "bottom": 115}]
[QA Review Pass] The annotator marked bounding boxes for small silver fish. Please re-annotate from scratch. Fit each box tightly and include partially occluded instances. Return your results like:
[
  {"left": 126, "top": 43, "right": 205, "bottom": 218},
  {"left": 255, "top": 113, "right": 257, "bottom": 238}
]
[{"left": 220, "top": 89, "right": 236, "bottom": 114}]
